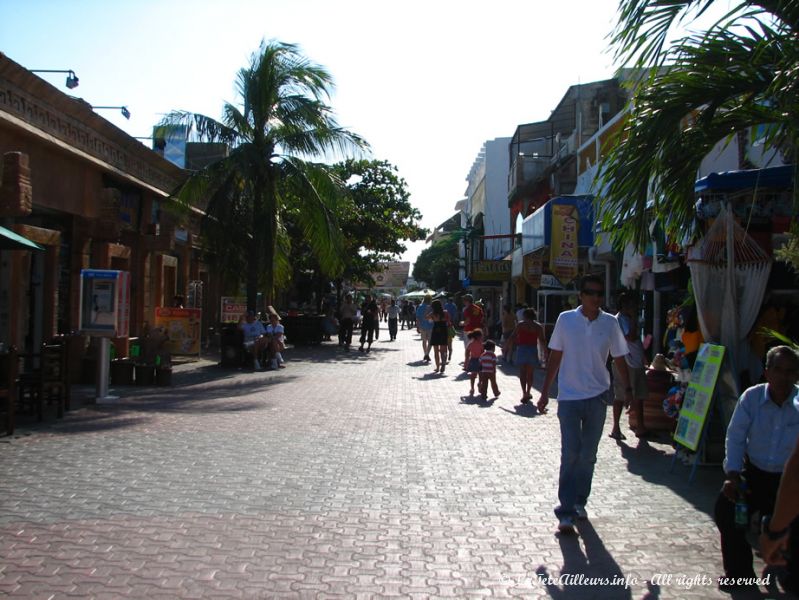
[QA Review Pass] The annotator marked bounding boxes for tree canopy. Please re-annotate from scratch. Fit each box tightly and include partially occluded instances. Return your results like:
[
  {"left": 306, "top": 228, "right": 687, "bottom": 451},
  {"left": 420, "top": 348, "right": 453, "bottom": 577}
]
[
  {"left": 599, "top": 0, "right": 798, "bottom": 249},
  {"left": 413, "top": 232, "right": 460, "bottom": 291},
  {"left": 332, "top": 159, "right": 427, "bottom": 288},
  {"left": 160, "top": 41, "right": 367, "bottom": 309}
]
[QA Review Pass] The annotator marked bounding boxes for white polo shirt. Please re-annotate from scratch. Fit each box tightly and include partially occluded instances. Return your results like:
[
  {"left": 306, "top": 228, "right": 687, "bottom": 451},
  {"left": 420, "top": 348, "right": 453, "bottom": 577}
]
[{"left": 548, "top": 306, "right": 629, "bottom": 401}]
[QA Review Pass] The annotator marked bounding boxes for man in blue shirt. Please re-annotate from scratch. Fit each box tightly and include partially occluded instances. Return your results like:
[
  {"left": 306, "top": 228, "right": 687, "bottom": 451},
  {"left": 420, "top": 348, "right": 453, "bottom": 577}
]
[{"left": 714, "top": 345, "right": 799, "bottom": 591}]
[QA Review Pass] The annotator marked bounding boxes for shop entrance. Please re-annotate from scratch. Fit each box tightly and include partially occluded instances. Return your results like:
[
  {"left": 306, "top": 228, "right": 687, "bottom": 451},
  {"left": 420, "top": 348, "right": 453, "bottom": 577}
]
[{"left": 25, "top": 250, "right": 45, "bottom": 353}]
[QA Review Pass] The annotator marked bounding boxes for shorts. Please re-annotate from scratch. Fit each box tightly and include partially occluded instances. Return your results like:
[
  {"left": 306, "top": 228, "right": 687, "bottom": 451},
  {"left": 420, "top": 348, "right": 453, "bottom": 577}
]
[
  {"left": 419, "top": 328, "right": 431, "bottom": 342},
  {"left": 467, "top": 357, "right": 481, "bottom": 373},
  {"left": 612, "top": 363, "right": 648, "bottom": 402},
  {"left": 515, "top": 345, "right": 539, "bottom": 367}
]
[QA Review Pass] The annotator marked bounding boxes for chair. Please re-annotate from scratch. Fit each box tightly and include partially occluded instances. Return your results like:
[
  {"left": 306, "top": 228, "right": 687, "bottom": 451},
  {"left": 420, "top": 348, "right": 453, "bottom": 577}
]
[
  {"left": 17, "top": 342, "right": 70, "bottom": 422},
  {"left": 0, "top": 348, "right": 18, "bottom": 436},
  {"left": 39, "top": 343, "right": 69, "bottom": 417}
]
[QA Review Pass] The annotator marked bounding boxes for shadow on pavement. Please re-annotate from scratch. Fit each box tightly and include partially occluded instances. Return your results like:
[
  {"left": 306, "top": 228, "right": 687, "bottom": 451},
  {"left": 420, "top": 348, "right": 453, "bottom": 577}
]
[
  {"left": 459, "top": 394, "right": 495, "bottom": 408},
  {"left": 617, "top": 438, "right": 724, "bottom": 519},
  {"left": 10, "top": 371, "right": 292, "bottom": 437},
  {"left": 498, "top": 403, "right": 541, "bottom": 419},
  {"left": 534, "top": 520, "right": 634, "bottom": 599}
]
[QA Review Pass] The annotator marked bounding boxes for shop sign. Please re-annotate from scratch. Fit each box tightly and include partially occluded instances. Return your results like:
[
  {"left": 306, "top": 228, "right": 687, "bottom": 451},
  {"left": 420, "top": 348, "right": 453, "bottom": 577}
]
[
  {"left": 673, "top": 343, "right": 725, "bottom": 452},
  {"left": 471, "top": 260, "right": 511, "bottom": 281},
  {"left": 155, "top": 307, "right": 202, "bottom": 355},
  {"left": 221, "top": 296, "right": 247, "bottom": 323},
  {"left": 549, "top": 202, "right": 579, "bottom": 284},
  {"left": 540, "top": 274, "right": 563, "bottom": 289},
  {"left": 523, "top": 254, "right": 543, "bottom": 287}
]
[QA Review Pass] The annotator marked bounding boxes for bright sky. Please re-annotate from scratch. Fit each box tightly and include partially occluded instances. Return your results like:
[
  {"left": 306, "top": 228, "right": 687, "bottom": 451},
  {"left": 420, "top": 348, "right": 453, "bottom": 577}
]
[{"left": 2, "top": 0, "right": 628, "bottom": 267}]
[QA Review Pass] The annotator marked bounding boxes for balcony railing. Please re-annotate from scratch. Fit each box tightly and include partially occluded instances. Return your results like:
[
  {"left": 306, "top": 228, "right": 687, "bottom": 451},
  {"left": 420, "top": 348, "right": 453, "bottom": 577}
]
[{"left": 508, "top": 155, "right": 549, "bottom": 192}]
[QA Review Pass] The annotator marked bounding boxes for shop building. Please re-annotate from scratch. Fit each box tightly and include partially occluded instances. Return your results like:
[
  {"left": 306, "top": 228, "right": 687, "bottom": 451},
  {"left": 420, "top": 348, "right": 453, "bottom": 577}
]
[
  {"left": 0, "top": 53, "right": 213, "bottom": 370},
  {"left": 508, "top": 76, "right": 631, "bottom": 307}
]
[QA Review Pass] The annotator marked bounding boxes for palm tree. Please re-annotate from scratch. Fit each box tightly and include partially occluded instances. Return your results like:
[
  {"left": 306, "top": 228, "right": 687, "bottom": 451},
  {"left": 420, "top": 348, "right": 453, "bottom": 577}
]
[
  {"left": 599, "top": 0, "right": 798, "bottom": 249},
  {"left": 160, "top": 41, "right": 368, "bottom": 309}
]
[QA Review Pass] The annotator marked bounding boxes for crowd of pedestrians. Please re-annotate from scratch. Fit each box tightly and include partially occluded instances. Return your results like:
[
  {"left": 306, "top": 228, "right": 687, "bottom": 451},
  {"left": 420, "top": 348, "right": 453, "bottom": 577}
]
[{"left": 235, "top": 280, "right": 798, "bottom": 594}]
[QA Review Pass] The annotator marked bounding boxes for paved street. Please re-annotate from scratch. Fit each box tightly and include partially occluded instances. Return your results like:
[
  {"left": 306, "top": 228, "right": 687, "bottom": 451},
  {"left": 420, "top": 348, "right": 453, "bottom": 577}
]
[{"left": 0, "top": 327, "right": 787, "bottom": 599}]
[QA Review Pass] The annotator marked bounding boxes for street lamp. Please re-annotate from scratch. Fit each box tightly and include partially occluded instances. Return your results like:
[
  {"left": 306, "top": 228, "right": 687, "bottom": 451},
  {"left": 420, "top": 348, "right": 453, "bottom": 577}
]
[
  {"left": 30, "top": 69, "right": 79, "bottom": 89},
  {"left": 92, "top": 105, "right": 131, "bottom": 120}
]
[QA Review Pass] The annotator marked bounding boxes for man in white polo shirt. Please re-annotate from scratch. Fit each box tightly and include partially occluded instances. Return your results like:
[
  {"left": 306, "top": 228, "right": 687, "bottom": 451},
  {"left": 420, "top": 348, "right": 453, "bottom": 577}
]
[{"left": 538, "top": 274, "right": 632, "bottom": 534}]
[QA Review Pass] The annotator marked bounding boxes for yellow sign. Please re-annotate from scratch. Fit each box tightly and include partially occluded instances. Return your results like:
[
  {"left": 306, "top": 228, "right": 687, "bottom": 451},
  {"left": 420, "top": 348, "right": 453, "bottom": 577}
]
[
  {"left": 155, "top": 307, "right": 202, "bottom": 355},
  {"left": 471, "top": 260, "right": 511, "bottom": 281},
  {"left": 673, "top": 343, "right": 726, "bottom": 451},
  {"left": 523, "top": 254, "right": 543, "bottom": 287},
  {"left": 549, "top": 203, "right": 579, "bottom": 284}
]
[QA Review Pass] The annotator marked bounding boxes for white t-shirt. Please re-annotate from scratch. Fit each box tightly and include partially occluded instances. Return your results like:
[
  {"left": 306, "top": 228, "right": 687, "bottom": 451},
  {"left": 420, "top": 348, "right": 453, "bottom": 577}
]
[
  {"left": 548, "top": 306, "right": 629, "bottom": 401},
  {"left": 266, "top": 323, "right": 284, "bottom": 342},
  {"left": 387, "top": 305, "right": 400, "bottom": 318}
]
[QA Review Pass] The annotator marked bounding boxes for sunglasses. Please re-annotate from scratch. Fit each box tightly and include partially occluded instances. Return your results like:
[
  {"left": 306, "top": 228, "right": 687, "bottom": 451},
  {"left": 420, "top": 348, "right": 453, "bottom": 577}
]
[{"left": 581, "top": 289, "right": 604, "bottom": 297}]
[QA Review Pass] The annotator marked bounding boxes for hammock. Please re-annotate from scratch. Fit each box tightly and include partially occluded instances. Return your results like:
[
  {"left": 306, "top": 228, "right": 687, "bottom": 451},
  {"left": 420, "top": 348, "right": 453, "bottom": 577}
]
[{"left": 687, "top": 206, "right": 772, "bottom": 380}]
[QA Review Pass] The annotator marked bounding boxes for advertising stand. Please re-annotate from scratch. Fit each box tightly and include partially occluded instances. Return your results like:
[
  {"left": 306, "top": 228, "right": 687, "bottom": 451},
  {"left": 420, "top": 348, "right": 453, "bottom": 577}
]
[
  {"left": 79, "top": 270, "right": 130, "bottom": 403},
  {"left": 671, "top": 343, "right": 726, "bottom": 481}
]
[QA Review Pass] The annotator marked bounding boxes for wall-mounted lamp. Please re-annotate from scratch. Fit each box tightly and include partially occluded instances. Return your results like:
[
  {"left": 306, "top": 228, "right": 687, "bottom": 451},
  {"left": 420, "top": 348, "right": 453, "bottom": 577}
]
[
  {"left": 93, "top": 105, "right": 131, "bottom": 120},
  {"left": 31, "top": 68, "right": 79, "bottom": 89}
]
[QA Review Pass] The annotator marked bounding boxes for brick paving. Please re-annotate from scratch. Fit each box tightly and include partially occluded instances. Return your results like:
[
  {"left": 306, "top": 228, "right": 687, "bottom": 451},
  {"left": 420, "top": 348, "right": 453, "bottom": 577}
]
[{"left": 0, "top": 327, "right": 790, "bottom": 599}]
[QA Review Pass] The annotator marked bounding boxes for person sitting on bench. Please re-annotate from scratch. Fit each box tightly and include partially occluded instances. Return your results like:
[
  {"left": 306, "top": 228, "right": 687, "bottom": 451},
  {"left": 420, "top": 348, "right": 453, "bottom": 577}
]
[{"left": 239, "top": 310, "right": 267, "bottom": 369}]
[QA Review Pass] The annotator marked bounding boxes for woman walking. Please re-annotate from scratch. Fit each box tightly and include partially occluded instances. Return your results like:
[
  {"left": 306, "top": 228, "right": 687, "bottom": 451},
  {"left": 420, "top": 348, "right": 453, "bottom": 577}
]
[
  {"left": 500, "top": 305, "right": 517, "bottom": 363},
  {"left": 427, "top": 299, "right": 451, "bottom": 373},
  {"left": 506, "top": 308, "right": 546, "bottom": 403}
]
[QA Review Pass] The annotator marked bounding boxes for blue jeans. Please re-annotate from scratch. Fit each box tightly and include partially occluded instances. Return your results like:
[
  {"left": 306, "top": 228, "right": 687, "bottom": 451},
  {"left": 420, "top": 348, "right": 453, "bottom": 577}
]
[{"left": 555, "top": 391, "right": 609, "bottom": 519}]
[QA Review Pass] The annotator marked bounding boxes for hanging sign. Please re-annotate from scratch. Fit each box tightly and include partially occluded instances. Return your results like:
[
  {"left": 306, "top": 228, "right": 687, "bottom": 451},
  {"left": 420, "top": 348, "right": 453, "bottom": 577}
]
[
  {"left": 524, "top": 254, "right": 543, "bottom": 287},
  {"left": 549, "top": 202, "right": 579, "bottom": 284},
  {"left": 673, "top": 343, "right": 726, "bottom": 451}
]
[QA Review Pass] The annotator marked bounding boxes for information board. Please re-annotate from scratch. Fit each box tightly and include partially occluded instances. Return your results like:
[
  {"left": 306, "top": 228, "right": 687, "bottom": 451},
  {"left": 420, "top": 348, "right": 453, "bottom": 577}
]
[
  {"left": 673, "top": 343, "right": 726, "bottom": 452},
  {"left": 155, "top": 307, "right": 202, "bottom": 355}
]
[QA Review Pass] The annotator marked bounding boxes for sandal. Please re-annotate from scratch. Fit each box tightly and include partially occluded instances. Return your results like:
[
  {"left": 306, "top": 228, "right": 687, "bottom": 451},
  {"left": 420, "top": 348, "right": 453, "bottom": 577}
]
[{"left": 608, "top": 430, "right": 626, "bottom": 441}]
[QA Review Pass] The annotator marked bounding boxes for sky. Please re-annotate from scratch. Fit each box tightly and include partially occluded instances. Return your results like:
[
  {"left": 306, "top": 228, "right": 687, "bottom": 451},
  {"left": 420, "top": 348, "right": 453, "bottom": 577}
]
[{"left": 1, "top": 0, "right": 628, "bottom": 267}]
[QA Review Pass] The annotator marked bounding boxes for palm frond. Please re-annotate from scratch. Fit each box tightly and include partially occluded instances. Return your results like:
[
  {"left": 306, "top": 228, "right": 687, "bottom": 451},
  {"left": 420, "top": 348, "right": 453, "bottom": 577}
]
[
  {"left": 599, "top": 16, "right": 797, "bottom": 248},
  {"left": 158, "top": 110, "right": 240, "bottom": 146},
  {"left": 759, "top": 327, "right": 799, "bottom": 350},
  {"left": 278, "top": 158, "right": 344, "bottom": 276}
]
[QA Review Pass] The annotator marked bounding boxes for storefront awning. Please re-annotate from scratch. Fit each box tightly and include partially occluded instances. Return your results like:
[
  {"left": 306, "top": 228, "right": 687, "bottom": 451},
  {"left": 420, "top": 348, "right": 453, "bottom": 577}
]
[
  {"left": 694, "top": 165, "right": 793, "bottom": 193},
  {"left": 0, "top": 225, "right": 44, "bottom": 250}
]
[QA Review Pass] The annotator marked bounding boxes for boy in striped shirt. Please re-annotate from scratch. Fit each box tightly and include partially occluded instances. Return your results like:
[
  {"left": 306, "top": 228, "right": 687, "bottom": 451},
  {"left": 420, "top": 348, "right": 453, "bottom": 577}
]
[{"left": 478, "top": 340, "right": 501, "bottom": 399}]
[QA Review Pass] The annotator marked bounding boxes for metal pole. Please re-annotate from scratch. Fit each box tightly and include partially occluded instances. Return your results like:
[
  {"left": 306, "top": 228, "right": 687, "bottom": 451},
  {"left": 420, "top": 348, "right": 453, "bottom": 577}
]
[
  {"left": 653, "top": 291, "right": 662, "bottom": 356},
  {"left": 96, "top": 337, "right": 118, "bottom": 403}
]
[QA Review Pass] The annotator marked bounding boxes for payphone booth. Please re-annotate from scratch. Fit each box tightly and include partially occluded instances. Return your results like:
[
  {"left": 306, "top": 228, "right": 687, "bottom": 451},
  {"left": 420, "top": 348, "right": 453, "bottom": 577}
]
[{"left": 79, "top": 270, "right": 130, "bottom": 401}]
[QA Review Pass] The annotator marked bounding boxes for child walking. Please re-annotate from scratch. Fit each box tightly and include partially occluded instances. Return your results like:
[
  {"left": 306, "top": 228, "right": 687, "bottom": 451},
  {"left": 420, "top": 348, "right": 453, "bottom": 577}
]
[
  {"left": 464, "top": 330, "right": 484, "bottom": 395},
  {"left": 478, "top": 340, "right": 501, "bottom": 399}
]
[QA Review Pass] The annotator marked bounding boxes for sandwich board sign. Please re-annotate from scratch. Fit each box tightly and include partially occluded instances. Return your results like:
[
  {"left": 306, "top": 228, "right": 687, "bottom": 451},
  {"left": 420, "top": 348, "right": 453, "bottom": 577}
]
[{"left": 673, "top": 343, "right": 726, "bottom": 452}]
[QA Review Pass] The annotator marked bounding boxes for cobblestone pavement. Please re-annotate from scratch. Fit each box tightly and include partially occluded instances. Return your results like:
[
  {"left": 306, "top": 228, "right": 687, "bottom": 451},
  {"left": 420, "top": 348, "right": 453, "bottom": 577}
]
[{"left": 0, "top": 327, "right": 791, "bottom": 599}]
